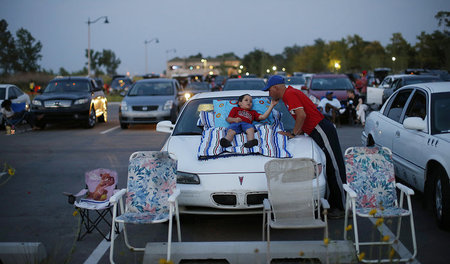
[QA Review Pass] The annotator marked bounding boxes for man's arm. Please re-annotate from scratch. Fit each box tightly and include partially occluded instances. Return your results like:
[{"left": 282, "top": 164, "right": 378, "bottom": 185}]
[{"left": 278, "top": 107, "right": 306, "bottom": 138}]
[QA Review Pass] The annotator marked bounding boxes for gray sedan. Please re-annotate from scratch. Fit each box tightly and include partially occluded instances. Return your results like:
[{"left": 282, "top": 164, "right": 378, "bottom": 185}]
[{"left": 119, "top": 78, "right": 181, "bottom": 128}]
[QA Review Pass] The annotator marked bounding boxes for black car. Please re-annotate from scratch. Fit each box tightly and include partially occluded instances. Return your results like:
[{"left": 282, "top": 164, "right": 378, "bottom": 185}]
[
  {"left": 31, "top": 77, "right": 108, "bottom": 128},
  {"left": 381, "top": 74, "right": 442, "bottom": 104}
]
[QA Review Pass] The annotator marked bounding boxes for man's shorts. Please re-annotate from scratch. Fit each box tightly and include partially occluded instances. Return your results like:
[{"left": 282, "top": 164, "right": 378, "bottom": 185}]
[{"left": 227, "top": 122, "right": 255, "bottom": 134}]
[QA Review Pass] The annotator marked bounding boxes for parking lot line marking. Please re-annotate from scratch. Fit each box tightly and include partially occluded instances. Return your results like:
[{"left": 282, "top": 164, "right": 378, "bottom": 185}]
[
  {"left": 369, "top": 218, "right": 420, "bottom": 263},
  {"left": 84, "top": 225, "right": 123, "bottom": 264},
  {"left": 101, "top": 126, "right": 120, "bottom": 134}
]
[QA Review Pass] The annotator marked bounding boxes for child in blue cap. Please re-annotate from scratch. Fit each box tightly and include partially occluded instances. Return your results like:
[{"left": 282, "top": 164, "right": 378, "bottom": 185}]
[{"left": 220, "top": 94, "right": 278, "bottom": 148}]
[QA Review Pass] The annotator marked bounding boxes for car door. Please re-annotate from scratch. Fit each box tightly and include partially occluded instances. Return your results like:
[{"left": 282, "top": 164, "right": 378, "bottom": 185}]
[
  {"left": 374, "top": 89, "right": 414, "bottom": 151},
  {"left": 90, "top": 80, "right": 105, "bottom": 114},
  {"left": 392, "top": 89, "right": 428, "bottom": 191}
]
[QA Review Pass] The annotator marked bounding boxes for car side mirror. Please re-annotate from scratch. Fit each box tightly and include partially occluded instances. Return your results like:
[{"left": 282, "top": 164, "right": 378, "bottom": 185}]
[
  {"left": 156, "top": 120, "right": 174, "bottom": 134},
  {"left": 403, "top": 117, "right": 426, "bottom": 131}
]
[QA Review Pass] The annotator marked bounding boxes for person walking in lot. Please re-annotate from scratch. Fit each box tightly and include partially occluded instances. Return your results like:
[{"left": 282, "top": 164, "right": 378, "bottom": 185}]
[{"left": 263, "top": 75, "right": 347, "bottom": 218}]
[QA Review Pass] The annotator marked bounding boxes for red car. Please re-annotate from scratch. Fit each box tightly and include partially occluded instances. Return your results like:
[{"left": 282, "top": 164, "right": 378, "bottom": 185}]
[{"left": 304, "top": 74, "right": 356, "bottom": 104}]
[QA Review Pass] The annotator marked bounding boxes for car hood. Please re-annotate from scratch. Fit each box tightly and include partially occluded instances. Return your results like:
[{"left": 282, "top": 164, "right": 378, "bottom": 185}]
[
  {"left": 164, "top": 135, "right": 323, "bottom": 174},
  {"left": 123, "top": 95, "right": 174, "bottom": 105},
  {"left": 34, "top": 92, "right": 89, "bottom": 100}
]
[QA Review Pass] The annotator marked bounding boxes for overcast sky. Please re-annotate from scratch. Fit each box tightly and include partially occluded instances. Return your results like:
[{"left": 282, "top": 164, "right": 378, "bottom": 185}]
[{"left": 1, "top": 0, "right": 448, "bottom": 76}]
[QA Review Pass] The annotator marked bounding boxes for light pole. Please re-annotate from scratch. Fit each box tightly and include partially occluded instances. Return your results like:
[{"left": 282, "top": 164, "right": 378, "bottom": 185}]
[
  {"left": 87, "top": 16, "right": 109, "bottom": 77},
  {"left": 144, "top": 38, "right": 159, "bottom": 74}
]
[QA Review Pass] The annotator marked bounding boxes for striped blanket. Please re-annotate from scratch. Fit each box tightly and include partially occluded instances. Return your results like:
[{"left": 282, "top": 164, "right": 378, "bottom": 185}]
[{"left": 197, "top": 111, "right": 292, "bottom": 160}]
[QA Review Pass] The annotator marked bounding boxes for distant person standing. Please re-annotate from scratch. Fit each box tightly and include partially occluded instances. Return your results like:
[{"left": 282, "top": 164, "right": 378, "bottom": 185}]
[
  {"left": 263, "top": 75, "right": 347, "bottom": 218},
  {"left": 29, "top": 80, "right": 35, "bottom": 93},
  {"left": 355, "top": 70, "right": 368, "bottom": 95}
]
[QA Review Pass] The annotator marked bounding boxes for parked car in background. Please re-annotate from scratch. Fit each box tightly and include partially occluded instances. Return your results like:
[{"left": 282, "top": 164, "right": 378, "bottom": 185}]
[
  {"left": 119, "top": 78, "right": 181, "bottom": 128},
  {"left": 110, "top": 76, "right": 133, "bottom": 94},
  {"left": 362, "top": 82, "right": 450, "bottom": 229},
  {"left": 381, "top": 74, "right": 442, "bottom": 104},
  {"left": 285, "top": 76, "right": 306, "bottom": 91},
  {"left": 155, "top": 90, "right": 326, "bottom": 214},
  {"left": 305, "top": 74, "right": 355, "bottom": 104},
  {"left": 222, "top": 78, "right": 266, "bottom": 91},
  {"left": 178, "top": 82, "right": 211, "bottom": 107},
  {"left": 31, "top": 76, "right": 107, "bottom": 128},
  {"left": 0, "top": 84, "right": 31, "bottom": 128}
]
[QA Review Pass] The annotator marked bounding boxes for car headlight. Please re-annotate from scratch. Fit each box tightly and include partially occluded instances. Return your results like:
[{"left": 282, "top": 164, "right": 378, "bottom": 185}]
[
  {"left": 74, "top": 98, "right": 89, "bottom": 105},
  {"left": 184, "top": 93, "right": 192, "bottom": 101},
  {"left": 121, "top": 101, "right": 128, "bottom": 111},
  {"left": 32, "top": 99, "right": 42, "bottom": 106},
  {"left": 163, "top": 100, "right": 173, "bottom": 110},
  {"left": 177, "top": 171, "right": 200, "bottom": 184}
]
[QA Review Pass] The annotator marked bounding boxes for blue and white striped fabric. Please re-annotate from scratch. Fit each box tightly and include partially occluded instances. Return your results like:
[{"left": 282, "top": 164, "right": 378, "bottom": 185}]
[{"left": 197, "top": 110, "right": 292, "bottom": 160}]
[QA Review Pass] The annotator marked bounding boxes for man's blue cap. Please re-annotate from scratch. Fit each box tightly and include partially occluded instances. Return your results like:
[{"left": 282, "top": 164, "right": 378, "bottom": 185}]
[
  {"left": 326, "top": 91, "right": 333, "bottom": 96},
  {"left": 262, "top": 75, "right": 285, "bottom": 91}
]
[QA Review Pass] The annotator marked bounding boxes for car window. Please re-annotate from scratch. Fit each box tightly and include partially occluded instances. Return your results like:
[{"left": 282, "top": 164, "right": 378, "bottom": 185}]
[
  {"left": 431, "top": 92, "right": 450, "bottom": 134},
  {"left": 0, "top": 88, "right": 5, "bottom": 100},
  {"left": 385, "top": 89, "right": 413, "bottom": 122},
  {"left": 404, "top": 90, "right": 427, "bottom": 121},
  {"left": 310, "top": 77, "right": 353, "bottom": 90},
  {"left": 172, "top": 96, "right": 295, "bottom": 136},
  {"left": 128, "top": 82, "right": 174, "bottom": 96},
  {"left": 12, "top": 86, "right": 23, "bottom": 97},
  {"left": 223, "top": 80, "right": 265, "bottom": 91},
  {"left": 43, "top": 80, "right": 90, "bottom": 93}
]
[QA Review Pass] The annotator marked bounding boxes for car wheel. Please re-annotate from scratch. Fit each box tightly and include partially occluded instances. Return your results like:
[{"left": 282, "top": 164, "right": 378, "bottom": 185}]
[
  {"left": 433, "top": 167, "right": 450, "bottom": 229},
  {"left": 120, "top": 122, "right": 129, "bottom": 129},
  {"left": 85, "top": 107, "right": 96, "bottom": 128},
  {"left": 98, "top": 107, "right": 107, "bottom": 123}
]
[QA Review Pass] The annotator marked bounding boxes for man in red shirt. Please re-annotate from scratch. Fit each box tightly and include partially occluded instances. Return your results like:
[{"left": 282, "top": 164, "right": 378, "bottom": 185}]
[{"left": 263, "top": 75, "right": 347, "bottom": 218}]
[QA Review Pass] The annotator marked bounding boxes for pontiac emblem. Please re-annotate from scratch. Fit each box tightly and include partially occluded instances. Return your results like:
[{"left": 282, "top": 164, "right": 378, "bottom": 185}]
[{"left": 239, "top": 176, "right": 244, "bottom": 185}]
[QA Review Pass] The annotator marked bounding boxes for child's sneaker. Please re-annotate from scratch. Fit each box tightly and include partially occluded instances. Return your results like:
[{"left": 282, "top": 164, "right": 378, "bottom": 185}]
[
  {"left": 244, "top": 139, "right": 258, "bottom": 148},
  {"left": 220, "top": 138, "right": 232, "bottom": 148}
]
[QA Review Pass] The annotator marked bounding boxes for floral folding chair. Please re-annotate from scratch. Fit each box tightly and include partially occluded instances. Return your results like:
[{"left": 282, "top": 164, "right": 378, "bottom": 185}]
[
  {"left": 109, "top": 151, "right": 181, "bottom": 264},
  {"left": 343, "top": 147, "right": 417, "bottom": 263},
  {"left": 63, "top": 168, "right": 119, "bottom": 241}
]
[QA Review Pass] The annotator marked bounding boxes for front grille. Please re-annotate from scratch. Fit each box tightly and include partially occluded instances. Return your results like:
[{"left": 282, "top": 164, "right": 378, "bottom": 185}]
[
  {"left": 246, "top": 193, "right": 268, "bottom": 205},
  {"left": 132, "top": 105, "right": 158, "bottom": 111},
  {"left": 133, "top": 117, "right": 157, "bottom": 122},
  {"left": 44, "top": 100, "right": 72, "bottom": 108},
  {"left": 212, "top": 194, "right": 237, "bottom": 206}
]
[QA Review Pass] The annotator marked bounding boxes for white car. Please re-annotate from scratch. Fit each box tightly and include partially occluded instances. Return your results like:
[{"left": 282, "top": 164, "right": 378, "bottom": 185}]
[
  {"left": 157, "top": 90, "right": 326, "bottom": 214},
  {"left": 0, "top": 84, "right": 31, "bottom": 127},
  {"left": 362, "top": 82, "right": 450, "bottom": 228}
]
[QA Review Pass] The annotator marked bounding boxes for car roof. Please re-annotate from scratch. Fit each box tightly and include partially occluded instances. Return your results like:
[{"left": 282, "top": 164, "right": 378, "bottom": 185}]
[
  {"left": 0, "top": 84, "right": 14, "bottom": 88},
  {"left": 404, "top": 81, "right": 450, "bottom": 93},
  {"left": 190, "top": 90, "right": 269, "bottom": 100},
  {"left": 50, "top": 76, "right": 92, "bottom": 81},
  {"left": 137, "top": 78, "right": 174, "bottom": 83},
  {"left": 311, "top": 74, "right": 348, "bottom": 78},
  {"left": 226, "top": 78, "right": 264, "bottom": 82}
]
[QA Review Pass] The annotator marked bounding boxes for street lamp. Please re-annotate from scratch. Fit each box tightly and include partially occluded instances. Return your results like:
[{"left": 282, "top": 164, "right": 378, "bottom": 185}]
[
  {"left": 87, "top": 16, "right": 109, "bottom": 77},
  {"left": 144, "top": 38, "right": 159, "bottom": 74}
]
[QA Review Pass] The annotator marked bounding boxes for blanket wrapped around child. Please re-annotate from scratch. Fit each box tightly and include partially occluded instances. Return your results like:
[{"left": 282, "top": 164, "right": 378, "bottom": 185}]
[{"left": 197, "top": 98, "right": 292, "bottom": 160}]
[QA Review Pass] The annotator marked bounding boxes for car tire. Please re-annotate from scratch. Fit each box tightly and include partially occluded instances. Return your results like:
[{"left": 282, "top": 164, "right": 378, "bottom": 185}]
[
  {"left": 98, "top": 107, "right": 107, "bottom": 123},
  {"left": 120, "top": 122, "right": 128, "bottom": 129},
  {"left": 433, "top": 167, "right": 450, "bottom": 229},
  {"left": 85, "top": 106, "right": 96, "bottom": 128}
]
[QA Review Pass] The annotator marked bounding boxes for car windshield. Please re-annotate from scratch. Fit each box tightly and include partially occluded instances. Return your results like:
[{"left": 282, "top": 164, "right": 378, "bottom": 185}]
[
  {"left": 285, "top": 76, "right": 305, "bottom": 85},
  {"left": 185, "top": 82, "right": 210, "bottom": 92},
  {"left": 0, "top": 88, "right": 5, "bottom": 100},
  {"left": 223, "top": 80, "right": 265, "bottom": 91},
  {"left": 431, "top": 92, "right": 450, "bottom": 134},
  {"left": 111, "top": 78, "right": 132, "bottom": 88},
  {"left": 43, "top": 80, "right": 90, "bottom": 93},
  {"left": 128, "top": 82, "right": 174, "bottom": 96},
  {"left": 172, "top": 96, "right": 295, "bottom": 135},
  {"left": 310, "top": 77, "right": 353, "bottom": 90}
]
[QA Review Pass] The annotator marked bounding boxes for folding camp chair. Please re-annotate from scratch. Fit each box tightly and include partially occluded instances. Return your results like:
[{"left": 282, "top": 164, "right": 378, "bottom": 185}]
[
  {"left": 63, "top": 168, "right": 119, "bottom": 241},
  {"left": 4, "top": 102, "right": 27, "bottom": 128},
  {"left": 262, "top": 158, "right": 329, "bottom": 262},
  {"left": 109, "top": 151, "right": 181, "bottom": 264},
  {"left": 343, "top": 147, "right": 417, "bottom": 263}
]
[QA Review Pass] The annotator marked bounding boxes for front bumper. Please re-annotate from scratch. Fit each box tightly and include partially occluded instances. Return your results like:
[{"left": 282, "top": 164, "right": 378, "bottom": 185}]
[
  {"left": 31, "top": 105, "right": 90, "bottom": 122},
  {"left": 119, "top": 108, "right": 171, "bottom": 124}
]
